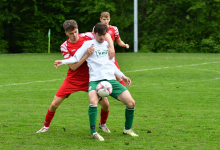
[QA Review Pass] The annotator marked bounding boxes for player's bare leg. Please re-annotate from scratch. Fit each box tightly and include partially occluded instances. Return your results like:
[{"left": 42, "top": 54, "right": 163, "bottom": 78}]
[
  {"left": 49, "top": 96, "right": 66, "bottom": 112},
  {"left": 98, "top": 97, "right": 110, "bottom": 133},
  {"left": 37, "top": 96, "right": 65, "bottom": 133},
  {"left": 99, "top": 97, "right": 109, "bottom": 111},
  {"left": 118, "top": 90, "right": 138, "bottom": 137}
]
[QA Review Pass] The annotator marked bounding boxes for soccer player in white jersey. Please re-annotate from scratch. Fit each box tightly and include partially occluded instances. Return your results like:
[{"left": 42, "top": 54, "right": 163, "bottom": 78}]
[
  {"left": 92, "top": 12, "right": 129, "bottom": 87},
  {"left": 54, "top": 22, "right": 138, "bottom": 141},
  {"left": 36, "top": 20, "right": 114, "bottom": 134}
]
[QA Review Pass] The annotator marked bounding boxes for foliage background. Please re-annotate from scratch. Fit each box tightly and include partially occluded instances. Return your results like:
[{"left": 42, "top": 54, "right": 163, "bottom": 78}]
[{"left": 0, "top": 0, "right": 220, "bottom": 54}]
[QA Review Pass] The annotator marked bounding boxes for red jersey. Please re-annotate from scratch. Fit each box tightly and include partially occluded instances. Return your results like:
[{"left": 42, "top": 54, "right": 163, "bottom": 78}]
[
  {"left": 107, "top": 25, "right": 120, "bottom": 44},
  {"left": 60, "top": 32, "right": 94, "bottom": 85},
  {"left": 106, "top": 25, "right": 120, "bottom": 69}
]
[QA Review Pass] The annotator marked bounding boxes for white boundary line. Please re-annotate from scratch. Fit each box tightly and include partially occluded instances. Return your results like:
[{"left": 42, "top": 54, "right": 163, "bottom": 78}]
[
  {"left": 185, "top": 67, "right": 220, "bottom": 73},
  {"left": 125, "top": 61, "right": 220, "bottom": 73},
  {"left": 148, "top": 77, "right": 220, "bottom": 86},
  {"left": 0, "top": 79, "right": 63, "bottom": 87},
  {"left": 0, "top": 61, "right": 219, "bottom": 88}
]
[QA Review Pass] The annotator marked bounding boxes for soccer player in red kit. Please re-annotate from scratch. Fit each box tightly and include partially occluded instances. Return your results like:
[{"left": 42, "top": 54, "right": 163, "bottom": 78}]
[
  {"left": 92, "top": 12, "right": 129, "bottom": 87},
  {"left": 36, "top": 20, "right": 114, "bottom": 133}
]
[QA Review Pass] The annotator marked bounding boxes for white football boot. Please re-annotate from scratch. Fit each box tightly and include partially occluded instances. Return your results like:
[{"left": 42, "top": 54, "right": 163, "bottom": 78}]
[
  {"left": 123, "top": 128, "right": 138, "bottom": 137},
  {"left": 99, "top": 123, "right": 111, "bottom": 133},
  {"left": 92, "top": 132, "right": 104, "bottom": 141},
  {"left": 36, "top": 127, "right": 49, "bottom": 133}
]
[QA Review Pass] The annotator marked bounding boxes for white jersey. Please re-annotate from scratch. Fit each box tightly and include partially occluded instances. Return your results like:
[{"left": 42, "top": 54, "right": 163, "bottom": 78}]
[{"left": 61, "top": 39, "right": 124, "bottom": 81}]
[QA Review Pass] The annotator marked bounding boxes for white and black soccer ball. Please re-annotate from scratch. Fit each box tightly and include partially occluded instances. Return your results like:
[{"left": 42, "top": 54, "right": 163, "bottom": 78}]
[{"left": 96, "top": 81, "right": 113, "bottom": 97}]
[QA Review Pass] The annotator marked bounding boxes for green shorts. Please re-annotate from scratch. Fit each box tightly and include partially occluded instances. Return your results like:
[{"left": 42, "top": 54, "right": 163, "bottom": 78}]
[{"left": 88, "top": 79, "right": 127, "bottom": 100}]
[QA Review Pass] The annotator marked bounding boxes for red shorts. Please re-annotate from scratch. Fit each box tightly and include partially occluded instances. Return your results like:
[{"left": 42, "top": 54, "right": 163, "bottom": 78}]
[
  {"left": 114, "top": 55, "right": 120, "bottom": 69},
  {"left": 56, "top": 79, "right": 89, "bottom": 98}
]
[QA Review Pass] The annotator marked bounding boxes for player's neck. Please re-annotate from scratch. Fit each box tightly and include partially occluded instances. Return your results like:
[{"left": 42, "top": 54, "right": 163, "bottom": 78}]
[{"left": 68, "top": 37, "right": 79, "bottom": 43}]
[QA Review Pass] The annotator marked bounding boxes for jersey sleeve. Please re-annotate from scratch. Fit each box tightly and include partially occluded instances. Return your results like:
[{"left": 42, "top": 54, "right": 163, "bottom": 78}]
[
  {"left": 74, "top": 42, "right": 89, "bottom": 61},
  {"left": 92, "top": 26, "right": 95, "bottom": 33},
  {"left": 60, "top": 41, "right": 71, "bottom": 59},
  {"left": 61, "top": 41, "right": 89, "bottom": 65},
  {"left": 80, "top": 32, "right": 95, "bottom": 40},
  {"left": 113, "top": 26, "right": 120, "bottom": 39},
  {"left": 113, "top": 62, "right": 124, "bottom": 78},
  {"left": 61, "top": 56, "right": 78, "bottom": 65}
]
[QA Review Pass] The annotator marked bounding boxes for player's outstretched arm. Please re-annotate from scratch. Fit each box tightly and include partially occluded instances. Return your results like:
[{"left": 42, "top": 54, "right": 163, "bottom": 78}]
[
  {"left": 105, "top": 33, "right": 115, "bottom": 60},
  {"left": 54, "top": 60, "right": 63, "bottom": 69},
  {"left": 54, "top": 56, "right": 78, "bottom": 69},
  {"left": 116, "top": 38, "right": 129, "bottom": 49}
]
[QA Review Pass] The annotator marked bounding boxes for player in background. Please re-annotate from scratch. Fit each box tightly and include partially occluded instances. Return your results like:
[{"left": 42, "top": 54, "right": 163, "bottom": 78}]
[
  {"left": 92, "top": 12, "right": 129, "bottom": 87},
  {"left": 54, "top": 22, "right": 138, "bottom": 141},
  {"left": 36, "top": 20, "right": 114, "bottom": 133}
]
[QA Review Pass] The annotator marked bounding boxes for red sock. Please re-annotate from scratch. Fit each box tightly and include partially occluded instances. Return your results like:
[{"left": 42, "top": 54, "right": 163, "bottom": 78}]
[
  {"left": 120, "top": 80, "right": 126, "bottom": 87},
  {"left": 44, "top": 109, "right": 56, "bottom": 127},
  {"left": 100, "top": 108, "right": 109, "bottom": 124}
]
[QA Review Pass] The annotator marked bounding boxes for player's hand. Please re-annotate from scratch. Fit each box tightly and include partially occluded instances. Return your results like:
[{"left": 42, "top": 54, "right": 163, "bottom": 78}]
[
  {"left": 86, "top": 46, "right": 95, "bottom": 56},
  {"left": 54, "top": 60, "right": 63, "bottom": 69},
  {"left": 125, "top": 44, "right": 129, "bottom": 49},
  {"left": 121, "top": 75, "right": 131, "bottom": 86},
  {"left": 108, "top": 45, "right": 115, "bottom": 60}
]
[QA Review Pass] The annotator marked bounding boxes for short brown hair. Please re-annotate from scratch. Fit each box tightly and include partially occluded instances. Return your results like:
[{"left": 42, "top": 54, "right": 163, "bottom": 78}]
[
  {"left": 94, "top": 22, "right": 109, "bottom": 35},
  {"left": 100, "top": 12, "right": 110, "bottom": 18},
  {"left": 63, "top": 20, "right": 78, "bottom": 32}
]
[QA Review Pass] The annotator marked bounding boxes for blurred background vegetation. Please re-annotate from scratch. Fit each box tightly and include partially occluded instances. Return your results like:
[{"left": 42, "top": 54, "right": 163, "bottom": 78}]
[{"left": 0, "top": 0, "right": 220, "bottom": 54}]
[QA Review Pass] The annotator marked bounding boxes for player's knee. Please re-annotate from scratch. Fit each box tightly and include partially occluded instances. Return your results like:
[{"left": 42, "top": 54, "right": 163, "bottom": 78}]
[
  {"left": 50, "top": 101, "right": 60, "bottom": 109},
  {"left": 103, "top": 101, "right": 109, "bottom": 108},
  {"left": 51, "top": 96, "right": 65, "bottom": 110},
  {"left": 127, "top": 100, "right": 135, "bottom": 108},
  {"left": 103, "top": 97, "right": 109, "bottom": 105},
  {"left": 90, "top": 98, "right": 99, "bottom": 105},
  {"left": 99, "top": 97, "right": 109, "bottom": 110},
  {"left": 102, "top": 102, "right": 109, "bottom": 110}
]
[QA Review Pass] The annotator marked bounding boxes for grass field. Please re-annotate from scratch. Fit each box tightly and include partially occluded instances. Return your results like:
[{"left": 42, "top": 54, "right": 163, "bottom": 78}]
[{"left": 0, "top": 53, "right": 220, "bottom": 150}]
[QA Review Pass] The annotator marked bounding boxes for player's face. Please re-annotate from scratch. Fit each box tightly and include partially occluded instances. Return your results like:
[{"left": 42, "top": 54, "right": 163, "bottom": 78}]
[
  {"left": 95, "top": 32, "right": 106, "bottom": 43},
  {"left": 65, "top": 28, "right": 79, "bottom": 43},
  {"left": 100, "top": 17, "right": 110, "bottom": 26}
]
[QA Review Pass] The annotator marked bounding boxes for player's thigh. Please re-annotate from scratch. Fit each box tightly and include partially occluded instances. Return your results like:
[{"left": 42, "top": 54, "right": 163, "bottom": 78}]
[
  {"left": 88, "top": 80, "right": 110, "bottom": 106},
  {"left": 108, "top": 80, "right": 127, "bottom": 100},
  {"left": 88, "top": 80, "right": 100, "bottom": 93},
  {"left": 56, "top": 80, "right": 88, "bottom": 98},
  {"left": 117, "top": 90, "right": 135, "bottom": 108},
  {"left": 88, "top": 90, "right": 99, "bottom": 105},
  {"left": 51, "top": 96, "right": 66, "bottom": 107}
]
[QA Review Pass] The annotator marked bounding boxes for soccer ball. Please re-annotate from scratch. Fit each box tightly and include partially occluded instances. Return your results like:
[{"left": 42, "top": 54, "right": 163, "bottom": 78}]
[{"left": 96, "top": 81, "right": 113, "bottom": 97}]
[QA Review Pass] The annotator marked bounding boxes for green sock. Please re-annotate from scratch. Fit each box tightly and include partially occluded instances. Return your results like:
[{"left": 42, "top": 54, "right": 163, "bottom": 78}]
[
  {"left": 88, "top": 104, "right": 97, "bottom": 135},
  {"left": 125, "top": 106, "right": 135, "bottom": 130}
]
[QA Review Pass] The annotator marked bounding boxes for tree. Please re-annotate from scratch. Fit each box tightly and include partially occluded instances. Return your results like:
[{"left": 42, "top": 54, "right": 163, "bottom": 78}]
[{"left": 1, "top": 0, "right": 220, "bottom": 53}]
